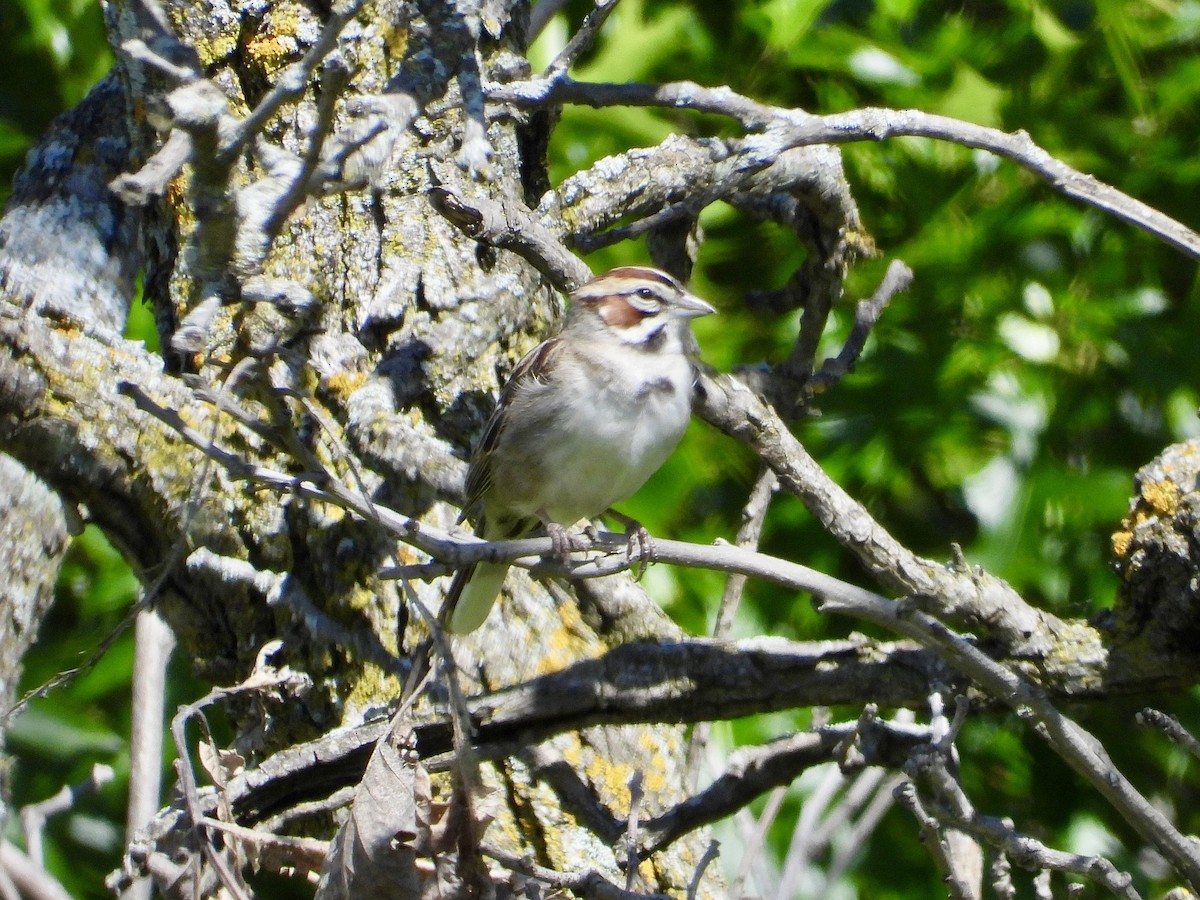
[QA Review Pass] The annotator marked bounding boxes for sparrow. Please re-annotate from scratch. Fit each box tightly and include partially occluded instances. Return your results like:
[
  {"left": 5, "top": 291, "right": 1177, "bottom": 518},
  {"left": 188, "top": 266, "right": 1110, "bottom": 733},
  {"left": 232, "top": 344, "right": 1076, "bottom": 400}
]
[{"left": 443, "top": 266, "right": 716, "bottom": 633}]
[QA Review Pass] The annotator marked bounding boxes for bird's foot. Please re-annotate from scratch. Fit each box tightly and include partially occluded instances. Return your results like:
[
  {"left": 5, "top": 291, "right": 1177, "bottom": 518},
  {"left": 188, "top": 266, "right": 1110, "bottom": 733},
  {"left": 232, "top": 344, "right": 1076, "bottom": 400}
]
[
  {"left": 606, "top": 510, "right": 656, "bottom": 580},
  {"left": 545, "top": 520, "right": 589, "bottom": 560}
]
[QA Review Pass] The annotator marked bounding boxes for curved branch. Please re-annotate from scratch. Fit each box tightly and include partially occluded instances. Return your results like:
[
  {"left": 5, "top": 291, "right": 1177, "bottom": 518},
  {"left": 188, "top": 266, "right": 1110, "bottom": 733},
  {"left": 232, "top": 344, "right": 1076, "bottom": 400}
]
[
  {"left": 488, "top": 77, "right": 1200, "bottom": 259},
  {"left": 228, "top": 635, "right": 943, "bottom": 823}
]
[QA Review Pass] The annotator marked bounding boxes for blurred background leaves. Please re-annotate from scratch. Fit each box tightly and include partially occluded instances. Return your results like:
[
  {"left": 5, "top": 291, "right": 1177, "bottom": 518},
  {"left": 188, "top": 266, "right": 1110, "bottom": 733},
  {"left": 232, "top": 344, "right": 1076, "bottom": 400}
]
[{"left": 5, "top": 0, "right": 1200, "bottom": 896}]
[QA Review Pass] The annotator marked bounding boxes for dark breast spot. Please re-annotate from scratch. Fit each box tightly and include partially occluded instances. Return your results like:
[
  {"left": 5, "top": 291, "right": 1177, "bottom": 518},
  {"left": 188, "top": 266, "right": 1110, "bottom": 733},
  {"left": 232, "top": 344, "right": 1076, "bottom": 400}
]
[
  {"left": 636, "top": 376, "right": 677, "bottom": 399},
  {"left": 640, "top": 324, "right": 667, "bottom": 351}
]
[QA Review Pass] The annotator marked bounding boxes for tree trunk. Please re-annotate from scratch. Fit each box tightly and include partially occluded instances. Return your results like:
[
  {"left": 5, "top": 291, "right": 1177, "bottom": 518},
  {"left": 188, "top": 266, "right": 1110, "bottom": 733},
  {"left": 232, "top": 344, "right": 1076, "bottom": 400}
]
[{"left": 0, "top": 0, "right": 719, "bottom": 893}]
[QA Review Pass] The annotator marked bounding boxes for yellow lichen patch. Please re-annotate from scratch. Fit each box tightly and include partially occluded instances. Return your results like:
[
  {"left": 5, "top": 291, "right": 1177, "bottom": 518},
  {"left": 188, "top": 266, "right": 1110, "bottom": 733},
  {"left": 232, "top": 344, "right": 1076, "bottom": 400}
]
[
  {"left": 49, "top": 319, "right": 83, "bottom": 339},
  {"left": 634, "top": 732, "right": 677, "bottom": 799},
  {"left": 532, "top": 604, "right": 604, "bottom": 676},
  {"left": 342, "top": 582, "right": 377, "bottom": 613},
  {"left": 1111, "top": 529, "right": 1132, "bottom": 558},
  {"left": 1140, "top": 477, "right": 1179, "bottom": 516},
  {"left": 393, "top": 543, "right": 421, "bottom": 566},
  {"left": 380, "top": 21, "right": 408, "bottom": 59},
  {"left": 245, "top": 2, "right": 309, "bottom": 75},
  {"left": 642, "top": 754, "right": 667, "bottom": 795},
  {"left": 191, "top": 31, "right": 238, "bottom": 68},
  {"left": 344, "top": 662, "right": 402, "bottom": 716},
  {"left": 585, "top": 754, "right": 635, "bottom": 808},
  {"left": 561, "top": 737, "right": 583, "bottom": 770},
  {"left": 324, "top": 369, "right": 367, "bottom": 400}
]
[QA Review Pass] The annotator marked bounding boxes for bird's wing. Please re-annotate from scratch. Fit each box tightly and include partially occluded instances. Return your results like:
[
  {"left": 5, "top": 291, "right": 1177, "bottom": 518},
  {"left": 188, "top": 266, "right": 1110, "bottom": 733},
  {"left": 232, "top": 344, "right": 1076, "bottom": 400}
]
[{"left": 459, "top": 337, "right": 563, "bottom": 523}]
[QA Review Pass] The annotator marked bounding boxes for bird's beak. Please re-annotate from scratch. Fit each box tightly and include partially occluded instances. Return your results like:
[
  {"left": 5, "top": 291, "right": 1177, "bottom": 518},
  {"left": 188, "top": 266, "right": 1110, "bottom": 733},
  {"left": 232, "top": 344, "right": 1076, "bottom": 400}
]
[{"left": 673, "top": 292, "right": 717, "bottom": 319}]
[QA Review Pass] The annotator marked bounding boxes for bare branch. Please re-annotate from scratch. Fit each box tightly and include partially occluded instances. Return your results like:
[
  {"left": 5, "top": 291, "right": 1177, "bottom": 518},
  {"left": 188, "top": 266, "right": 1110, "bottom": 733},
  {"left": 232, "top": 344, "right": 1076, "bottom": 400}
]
[
  {"left": 0, "top": 842, "right": 73, "bottom": 900},
  {"left": 487, "top": 77, "right": 783, "bottom": 130},
  {"left": 731, "top": 786, "right": 787, "bottom": 897},
  {"left": 169, "top": 662, "right": 313, "bottom": 900},
  {"left": 686, "top": 841, "right": 720, "bottom": 900},
  {"left": 808, "top": 259, "right": 913, "bottom": 393},
  {"left": 109, "top": 129, "right": 192, "bottom": 205},
  {"left": 427, "top": 185, "right": 591, "bottom": 288},
  {"left": 686, "top": 466, "right": 777, "bottom": 786},
  {"left": 125, "top": 610, "right": 176, "bottom": 900},
  {"left": 902, "top": 730, "right": 1142, "bottom": 899},
  {"left": 636, "top": 723, "right": 915, "bottom": 859},
  {"left": 962, "top": 814, "right": 1141, "bottom": 900},
  {"left": 816, "top": 587, "right": 1200, "bottom": 892},
  {"left": 488, "top": 77, "right": 1200, "bottom": 258},
  {"left": 224, "top": 0, "right": 369, "bottom": 160},
  {"left": 624, "top": 772, "right": 644, "bottom": 891},
  {"left": 895, "top": 781, "right": 978, "bottom": 900},
  {"left": 694, "top": 370, "right": 1064, "bottom": 653}
]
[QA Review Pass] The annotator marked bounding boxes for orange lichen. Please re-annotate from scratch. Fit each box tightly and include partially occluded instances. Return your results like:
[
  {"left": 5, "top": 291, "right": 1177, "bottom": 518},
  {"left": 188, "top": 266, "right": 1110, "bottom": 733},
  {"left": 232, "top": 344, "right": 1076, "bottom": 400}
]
[
  {"left": 1111, "top": 530, "right": 1132, "bottom": 558},
  {"left": 1140, "top": 477, "right": 1180, "bottom": 516}
]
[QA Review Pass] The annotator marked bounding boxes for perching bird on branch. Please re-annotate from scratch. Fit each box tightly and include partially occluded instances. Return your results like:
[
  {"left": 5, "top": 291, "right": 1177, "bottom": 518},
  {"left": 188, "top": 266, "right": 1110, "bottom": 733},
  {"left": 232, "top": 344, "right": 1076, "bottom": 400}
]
[{"left": 443, "top": 266, "right": 715, "bottom": 633}]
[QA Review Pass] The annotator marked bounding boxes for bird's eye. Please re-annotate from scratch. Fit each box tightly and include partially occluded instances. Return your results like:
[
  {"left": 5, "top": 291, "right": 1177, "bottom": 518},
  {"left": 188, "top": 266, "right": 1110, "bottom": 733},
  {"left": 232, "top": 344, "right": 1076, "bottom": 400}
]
[{"left": 636, "top": 287, "right": 655, "bottom": 299}]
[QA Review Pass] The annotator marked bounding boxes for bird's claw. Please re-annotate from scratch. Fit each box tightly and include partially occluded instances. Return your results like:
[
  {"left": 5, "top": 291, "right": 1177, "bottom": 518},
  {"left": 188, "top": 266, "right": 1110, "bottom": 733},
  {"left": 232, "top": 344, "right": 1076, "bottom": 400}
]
[
  {"left": 546, "top": 521, "right": 588, "bottom": 560},
  {"left": 624, "top": 520, "right": 656, "bottom": 581}
]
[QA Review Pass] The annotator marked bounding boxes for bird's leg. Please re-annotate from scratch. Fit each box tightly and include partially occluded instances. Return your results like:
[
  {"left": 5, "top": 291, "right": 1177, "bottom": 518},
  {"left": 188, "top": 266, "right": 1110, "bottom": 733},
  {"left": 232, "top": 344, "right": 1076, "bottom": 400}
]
[{"left": 605, "top": 509, "right": 655, "bottom": 580}]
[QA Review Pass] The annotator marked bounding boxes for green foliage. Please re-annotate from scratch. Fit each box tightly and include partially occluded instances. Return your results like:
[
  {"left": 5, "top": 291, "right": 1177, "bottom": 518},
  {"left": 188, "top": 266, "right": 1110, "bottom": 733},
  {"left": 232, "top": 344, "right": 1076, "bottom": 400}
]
[
  {"left": 537, "top": 0, "right": 1200, "bottom": 893},
  {"left": 0, "top": 0, "right": 110, "bottom": 201},
  {"left": 9, "top": 527, "right": 138, "bottom": 898}
]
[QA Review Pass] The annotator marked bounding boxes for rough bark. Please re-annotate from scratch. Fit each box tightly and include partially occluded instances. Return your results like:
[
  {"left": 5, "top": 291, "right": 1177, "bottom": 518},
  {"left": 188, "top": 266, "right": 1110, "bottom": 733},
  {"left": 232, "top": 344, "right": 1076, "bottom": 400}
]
[{"left": 2, "top": 0, "right": 721, "bottom": 893}]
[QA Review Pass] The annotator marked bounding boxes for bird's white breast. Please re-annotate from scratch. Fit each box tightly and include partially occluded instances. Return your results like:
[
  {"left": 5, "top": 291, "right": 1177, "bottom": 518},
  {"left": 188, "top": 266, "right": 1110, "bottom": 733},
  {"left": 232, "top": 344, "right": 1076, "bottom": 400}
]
[{"left": 489, "top": 340, "right": 694, "bottom": 525}]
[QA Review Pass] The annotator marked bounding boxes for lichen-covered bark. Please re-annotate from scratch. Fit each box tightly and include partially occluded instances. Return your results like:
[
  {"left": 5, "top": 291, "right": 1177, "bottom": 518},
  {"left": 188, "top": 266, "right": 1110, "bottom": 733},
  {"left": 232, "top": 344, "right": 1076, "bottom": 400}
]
[
  {"left": 1108, "top": 438, "right": 1200, "bottom": 686},
  {"left": 0, "top": 456, "right": 69, "bottom": 826},
  {"left": 0, "top": 0, "right": 723, "bottom": 892},
  {"left": 0, "top": 71, "right": 143, "bottom": 824}
]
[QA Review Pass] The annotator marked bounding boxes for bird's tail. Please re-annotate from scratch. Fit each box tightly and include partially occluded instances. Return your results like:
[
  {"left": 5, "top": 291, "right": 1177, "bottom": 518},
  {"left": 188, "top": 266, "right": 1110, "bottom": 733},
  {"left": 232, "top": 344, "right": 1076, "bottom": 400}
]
[{"left": 443, "top": 560, "right": 509, "bottom": 633}]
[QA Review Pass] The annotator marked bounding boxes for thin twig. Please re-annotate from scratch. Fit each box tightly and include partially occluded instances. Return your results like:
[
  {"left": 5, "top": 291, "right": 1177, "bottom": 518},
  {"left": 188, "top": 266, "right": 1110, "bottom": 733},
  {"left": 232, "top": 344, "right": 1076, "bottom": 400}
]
[
  {"left": 170, "top": 669, "right": 309, "bottom": 900},
  {"left": 109, "top": 129, "right": 192, "bottom": 205},
  {"left": 1138, "top": 708, "right": 1200, "bottom": 763},
  {"left": 484, "top": 844, "right": 672, "bottom": 900},
  {"left": 546, "top": 0, "right": 622, "bottom": 78},
  {"left": 427, "top": 185, "right": 591, "bottom": 288},
  {"left": 685, "top": 467, "right": 777, "bottom": 788},
  {"left": 21, "top": 764, "right": 115, "bottom": 867},
  {"left": 896, "top": 781, "right": 970, "bottom": 898},
  {"left": 686, "top": 465, "right": 777, "bottom": 787},
  {"left": 776, "top": 761, "right": 843, "bottom": 899},
  {"left": 824, "top": 771, "right": 906, "bottom": 885},
  {"left": 625, "top": 771, "right": 644, "bottom": 891},
  {"left": 224, "top": 0, "right": 368, "bottom": 160},
  {"left": 714, "top": 468, "right": 778, "bottom": 639},
  {"left": 686, "top": 840, "right": 721, "bottom": 900},
  {"left": 807, "top": 259, "right": 913, "bottom": 393},
  {"left": 124, "top": 609, "right": 175, "bottom": 900},
  {"left": 816, "top": 588, "right": 1200, "bottom": 893},
  {"left": 0, "top": 842, "right": 72, "bottom": 900},
  {"left": 731, "top": 786, "right": 787, "bottom": 897},
  {"left": 640, "top": 732, "right": 836, "bottom": 858}
]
